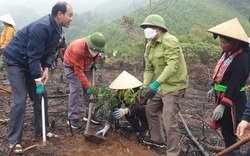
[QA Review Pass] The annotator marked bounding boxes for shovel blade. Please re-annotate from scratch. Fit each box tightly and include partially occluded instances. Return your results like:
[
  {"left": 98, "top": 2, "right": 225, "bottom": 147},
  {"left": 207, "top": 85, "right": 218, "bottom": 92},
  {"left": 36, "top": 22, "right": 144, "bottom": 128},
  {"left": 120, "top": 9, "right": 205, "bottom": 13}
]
[{"left": 84, "top": 134, "right": 105, "bottom": 144}]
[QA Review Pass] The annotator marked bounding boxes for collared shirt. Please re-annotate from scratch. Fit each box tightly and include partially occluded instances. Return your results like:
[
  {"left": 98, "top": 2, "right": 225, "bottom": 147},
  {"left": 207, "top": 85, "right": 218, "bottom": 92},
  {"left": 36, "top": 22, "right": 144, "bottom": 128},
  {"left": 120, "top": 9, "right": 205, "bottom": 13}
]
[{"left": 143, "top": 32, "right": 188, "bottom": 94}]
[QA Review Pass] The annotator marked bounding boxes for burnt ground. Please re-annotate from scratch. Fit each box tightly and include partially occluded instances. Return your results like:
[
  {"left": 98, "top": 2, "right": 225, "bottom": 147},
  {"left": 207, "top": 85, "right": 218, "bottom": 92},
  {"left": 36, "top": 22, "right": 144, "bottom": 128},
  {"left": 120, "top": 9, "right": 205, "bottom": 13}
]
[{"left": 0, "top": 59, "right": 249, "bottom": 156}]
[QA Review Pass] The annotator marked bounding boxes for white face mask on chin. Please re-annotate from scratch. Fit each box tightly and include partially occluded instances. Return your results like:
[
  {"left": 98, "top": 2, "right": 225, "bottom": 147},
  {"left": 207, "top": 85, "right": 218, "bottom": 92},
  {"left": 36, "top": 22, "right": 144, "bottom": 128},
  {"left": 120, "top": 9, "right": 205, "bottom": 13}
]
[
  {"left": 144, "top": 28, "right": 157, "bottom": 39},
  {"left": 88, "top": 48, "right": 99, "bottom": 57}
]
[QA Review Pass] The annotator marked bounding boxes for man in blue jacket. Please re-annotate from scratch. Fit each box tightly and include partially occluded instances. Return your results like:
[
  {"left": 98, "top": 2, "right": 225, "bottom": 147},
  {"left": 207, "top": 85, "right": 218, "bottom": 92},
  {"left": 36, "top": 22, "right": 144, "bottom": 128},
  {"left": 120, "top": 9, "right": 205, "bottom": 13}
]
[{"left": 3, "top": 1, "right": 73, "bottom": 154}]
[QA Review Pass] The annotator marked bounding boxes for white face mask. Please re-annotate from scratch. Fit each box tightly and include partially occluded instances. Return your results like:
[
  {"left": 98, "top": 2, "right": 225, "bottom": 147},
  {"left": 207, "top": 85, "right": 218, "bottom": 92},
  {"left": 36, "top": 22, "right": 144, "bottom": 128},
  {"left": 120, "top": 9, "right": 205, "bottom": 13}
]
[
  {"left": 88, "top": 48, "right": 99, "bottom": 57},
  {"left": 144, "top": 28, "right": 157, "bottom": 39}
]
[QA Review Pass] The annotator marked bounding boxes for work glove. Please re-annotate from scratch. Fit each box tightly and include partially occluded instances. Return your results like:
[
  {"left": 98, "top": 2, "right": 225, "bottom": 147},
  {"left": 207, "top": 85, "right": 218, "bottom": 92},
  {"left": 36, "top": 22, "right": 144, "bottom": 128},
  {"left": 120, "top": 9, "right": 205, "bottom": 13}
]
[
  {"left": 212, "top": 104, "right": 225, "bottom": 120},
  {"left": 112, "top": 108, "right": 129, "bottom": 119},
  {"left": 96, "top": 125, "right": 110, "bottom": 137},
  {"left": 207, "top": 87, "right": 215, "bottom": 102},
  {"left": 92, "top": 63, "right": 98, "bottom": 70},
  {"left": 36, "top": 83, "right": 45, "bottom": 94},
  {"left": 144, "top": 81, "right": 160, "bottom": 99},
  {"left": 86, "top": 87, "right": 91, "bottom": 94},
  {"left": 36, "top": 83, "right": 47, "bottom": 103},
  {"left": 55, "top": 50, "right": 59, "bottom": 56}
]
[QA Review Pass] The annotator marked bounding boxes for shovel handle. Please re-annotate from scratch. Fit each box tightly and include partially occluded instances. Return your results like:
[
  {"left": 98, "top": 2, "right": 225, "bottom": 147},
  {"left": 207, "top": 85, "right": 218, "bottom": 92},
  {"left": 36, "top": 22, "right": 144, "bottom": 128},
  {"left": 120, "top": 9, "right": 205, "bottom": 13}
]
[
  {"left": 84, "top": 68, "right": 95, "bottom": 135},
  {"left": 41, "top": 95, "right": 46, "bottom": 146}
]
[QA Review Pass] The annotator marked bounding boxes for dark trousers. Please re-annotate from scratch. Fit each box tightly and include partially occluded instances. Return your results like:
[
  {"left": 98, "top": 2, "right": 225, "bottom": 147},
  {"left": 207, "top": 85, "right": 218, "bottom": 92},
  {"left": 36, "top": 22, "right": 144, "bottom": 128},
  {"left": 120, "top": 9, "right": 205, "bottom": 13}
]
[
  {"left": 4, "top": 57, "right": 50, "bottom": 144},
  {"left": 219, "top": 91, "right": 246, "bottom": 148},
  {"left": 126, "top": 104, "right": 148, "bottom": 133}
]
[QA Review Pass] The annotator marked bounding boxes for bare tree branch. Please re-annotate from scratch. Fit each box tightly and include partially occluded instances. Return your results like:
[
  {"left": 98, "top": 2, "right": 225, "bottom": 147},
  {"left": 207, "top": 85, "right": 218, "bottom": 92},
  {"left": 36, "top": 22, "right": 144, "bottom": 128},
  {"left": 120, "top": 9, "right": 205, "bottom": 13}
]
[{"left": 179, "top": 111, "right": 210, "bottom": 156}]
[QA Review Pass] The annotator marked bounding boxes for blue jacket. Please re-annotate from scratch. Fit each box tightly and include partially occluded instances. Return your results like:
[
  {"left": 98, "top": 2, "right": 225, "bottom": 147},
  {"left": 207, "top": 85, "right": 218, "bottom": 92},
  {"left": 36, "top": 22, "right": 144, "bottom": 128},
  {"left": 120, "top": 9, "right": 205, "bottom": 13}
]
[{"left": 3, "top": 15, "right": 62, "bottom": 79}]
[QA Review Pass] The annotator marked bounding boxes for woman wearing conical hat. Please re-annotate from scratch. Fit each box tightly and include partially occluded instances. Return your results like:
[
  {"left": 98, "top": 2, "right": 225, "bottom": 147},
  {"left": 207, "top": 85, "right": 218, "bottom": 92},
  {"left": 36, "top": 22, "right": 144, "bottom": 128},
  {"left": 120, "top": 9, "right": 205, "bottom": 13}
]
[
  {"left": 207, "top": 18, "right": 250, "bottom": 156},
  {"left": 96, "top": 71, "right": 150, "bottom": 141},
  {"left": 0, "top": 14, "right": 15, "bottom": 50},
  {"left": 0, "top": 14, "right": 15, "bottom": 85}
]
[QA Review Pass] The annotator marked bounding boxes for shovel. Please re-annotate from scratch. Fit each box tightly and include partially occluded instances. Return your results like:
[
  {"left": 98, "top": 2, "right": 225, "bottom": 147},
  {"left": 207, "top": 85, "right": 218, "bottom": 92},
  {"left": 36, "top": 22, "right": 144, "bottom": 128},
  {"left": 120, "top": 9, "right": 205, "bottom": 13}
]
[
  {"left": 41, "top": 95, "right": 46, "bottom": 146},
  {"left": 84, "top": 68, "right": 104, "bottom": 144}
]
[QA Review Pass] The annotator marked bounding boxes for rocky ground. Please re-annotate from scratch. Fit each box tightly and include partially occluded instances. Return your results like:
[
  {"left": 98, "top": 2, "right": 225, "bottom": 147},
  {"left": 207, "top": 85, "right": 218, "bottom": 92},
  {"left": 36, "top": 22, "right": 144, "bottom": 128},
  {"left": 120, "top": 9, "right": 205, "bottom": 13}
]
[{"left": 0, "top": 59, "right": 249, "bottom": 156}]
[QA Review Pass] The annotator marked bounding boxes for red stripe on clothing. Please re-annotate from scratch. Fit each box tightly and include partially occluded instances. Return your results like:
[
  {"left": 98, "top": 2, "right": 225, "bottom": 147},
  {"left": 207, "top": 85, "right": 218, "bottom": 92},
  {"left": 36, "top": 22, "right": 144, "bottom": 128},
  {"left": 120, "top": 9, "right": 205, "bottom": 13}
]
[{"left": 221, "top": 97, "right": 233, "bottom": 106}]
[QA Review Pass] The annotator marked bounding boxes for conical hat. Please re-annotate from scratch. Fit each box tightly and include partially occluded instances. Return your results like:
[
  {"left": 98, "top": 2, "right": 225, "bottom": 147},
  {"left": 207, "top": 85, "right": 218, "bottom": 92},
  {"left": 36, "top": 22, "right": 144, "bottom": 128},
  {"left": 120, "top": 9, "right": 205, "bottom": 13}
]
[
  {"left": 0, "top": 14, "right": 16, "bottom": 26},
  {"left": 207, "top": 18, "right": 248, "bottom": 43},
  {"left": 109, "top": 70, "right": 142, "bottom": 90}
]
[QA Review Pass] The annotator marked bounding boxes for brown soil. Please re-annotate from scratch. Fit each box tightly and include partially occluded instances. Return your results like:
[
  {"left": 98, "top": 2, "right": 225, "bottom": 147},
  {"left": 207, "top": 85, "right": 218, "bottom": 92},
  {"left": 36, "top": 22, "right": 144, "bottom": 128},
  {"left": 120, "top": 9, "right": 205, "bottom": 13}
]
[{"left": 0, "top": 60, "right": 249, "bottom": 156}]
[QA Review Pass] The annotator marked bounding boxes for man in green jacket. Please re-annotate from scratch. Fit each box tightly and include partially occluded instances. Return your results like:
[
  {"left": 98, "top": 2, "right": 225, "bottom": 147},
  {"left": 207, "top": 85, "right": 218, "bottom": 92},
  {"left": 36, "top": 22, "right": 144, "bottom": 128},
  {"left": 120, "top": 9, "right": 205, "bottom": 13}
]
[{"left": 140, "top": 14, "right": 188, "bottom": 156}]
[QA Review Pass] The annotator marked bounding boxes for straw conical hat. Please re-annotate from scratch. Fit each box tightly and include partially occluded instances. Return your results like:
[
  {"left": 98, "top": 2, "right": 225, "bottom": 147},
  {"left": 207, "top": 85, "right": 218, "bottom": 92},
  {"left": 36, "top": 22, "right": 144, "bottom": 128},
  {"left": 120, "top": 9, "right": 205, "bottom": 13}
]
[
  {"left": 207, "top": 18, "right": 248, "bottom": 43},
  {"left": 0, "top": 14, "right": 16, "bottom": 26},
  {"left": 109, "top": 70, "right": 142, "bottom": 90}
]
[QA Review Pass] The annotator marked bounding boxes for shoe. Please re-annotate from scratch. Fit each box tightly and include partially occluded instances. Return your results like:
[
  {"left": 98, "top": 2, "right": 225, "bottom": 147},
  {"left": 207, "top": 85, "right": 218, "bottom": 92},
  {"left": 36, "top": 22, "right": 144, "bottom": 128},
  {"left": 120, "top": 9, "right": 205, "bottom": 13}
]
[
  {"left": 140, "top": 130, "right": 150, "bottom": 138},
  {"left": 9, "top": 143, "right": 23, "bottom": 154},
  {"left": 2, "top": 79, "right": 10, "bottom": 86},
  {"left": 83, "top": 114, "right": 102, "bottom": 124},
  {"left": 35, "top": 132, "right": 59, "bottom": 138},
  {"left": 151, "top": 145, "right": 167, "bottom": 155},
  {"left": 142, "top": 136, "right": 166, "bottom": 148},
  {"left": 121, "top": 125, "right": 138, "bottom": 132},
  {"left": 67, "top": 119, "right": 82, "bottom": 129},
  {"left": 1, "top": 79, "right": 8, "bottom": 83},
  {"left": 46, "top": 132, "right": 59, "bottom": 138}
]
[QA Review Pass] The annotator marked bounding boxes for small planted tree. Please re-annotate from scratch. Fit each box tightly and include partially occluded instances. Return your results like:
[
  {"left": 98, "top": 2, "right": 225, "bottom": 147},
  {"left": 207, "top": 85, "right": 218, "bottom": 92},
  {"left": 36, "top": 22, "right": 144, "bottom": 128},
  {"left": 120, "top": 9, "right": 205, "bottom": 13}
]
[{"left": 89, "top": 85, "right": 142, "bottom": 115}]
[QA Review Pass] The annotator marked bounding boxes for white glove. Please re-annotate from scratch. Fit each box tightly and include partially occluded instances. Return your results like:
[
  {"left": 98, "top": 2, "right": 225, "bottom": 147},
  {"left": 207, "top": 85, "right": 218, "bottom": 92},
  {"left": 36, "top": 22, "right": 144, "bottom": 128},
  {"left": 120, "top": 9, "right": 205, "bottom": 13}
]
[
  {"left": 207, "top": 87, "right": 215, "bottom": 102},
  {"left": 212, "top": 104, "right": 225, "bottom": 120},
  {"left": 96, "top": 125, "right": 110, "bottom": 137},
  {"left": 112, "top": 108, "right": 129, "bottom": 119}
]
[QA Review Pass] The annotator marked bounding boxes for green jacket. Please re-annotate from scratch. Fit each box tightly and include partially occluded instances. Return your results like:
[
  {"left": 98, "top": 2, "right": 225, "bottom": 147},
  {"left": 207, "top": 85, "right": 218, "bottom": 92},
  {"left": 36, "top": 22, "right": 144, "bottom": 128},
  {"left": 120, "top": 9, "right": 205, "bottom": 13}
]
[{"left": 143, "top": 32, "right": 188, "bottom": 94}]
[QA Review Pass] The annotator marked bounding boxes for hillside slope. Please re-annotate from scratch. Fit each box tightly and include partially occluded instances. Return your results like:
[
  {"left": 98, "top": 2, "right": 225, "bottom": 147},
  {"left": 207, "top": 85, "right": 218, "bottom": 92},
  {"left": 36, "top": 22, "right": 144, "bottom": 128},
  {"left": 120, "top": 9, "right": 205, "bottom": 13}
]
[{"left": 85, "top": 0, "right": 250, "bottom": 58}]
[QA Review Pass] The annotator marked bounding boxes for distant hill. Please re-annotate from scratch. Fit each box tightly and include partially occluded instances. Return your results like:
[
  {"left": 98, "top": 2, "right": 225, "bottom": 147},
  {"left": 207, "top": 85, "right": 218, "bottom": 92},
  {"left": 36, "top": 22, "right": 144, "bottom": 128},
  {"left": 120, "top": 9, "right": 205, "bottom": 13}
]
[
  {"left": 92, "top": 0, "right": 146, "bottom": 21},
  {"left": 1, "top": 0, "right": 250, "bottom": 61},
  {"left": 81, "top": 0, "right": 250, "bottom": 59},
  {"left": 0, "top": 0, "right": 107, "bottom": 29},
  {"left": 218, "top": 0, "right": 250, "bottom": 18}
]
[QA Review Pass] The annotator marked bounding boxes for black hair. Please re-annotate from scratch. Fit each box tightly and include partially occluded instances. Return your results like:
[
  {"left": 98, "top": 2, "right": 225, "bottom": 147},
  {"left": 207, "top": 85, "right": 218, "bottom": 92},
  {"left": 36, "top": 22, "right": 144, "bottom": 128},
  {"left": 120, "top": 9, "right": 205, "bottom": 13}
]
[
  {"left": 219, "top": 35, "right": 235, "bottom": 43},
  {"left": 51, "top": 2, "right": 68, "bottom": 17}
]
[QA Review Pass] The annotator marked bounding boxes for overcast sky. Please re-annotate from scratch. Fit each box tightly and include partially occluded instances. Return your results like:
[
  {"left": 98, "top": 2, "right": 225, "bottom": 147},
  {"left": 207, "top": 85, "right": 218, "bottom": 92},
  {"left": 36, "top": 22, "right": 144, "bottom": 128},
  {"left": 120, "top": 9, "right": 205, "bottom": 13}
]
[{"left": 0, "top": 0, "right": 107, "bottom": 15}]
